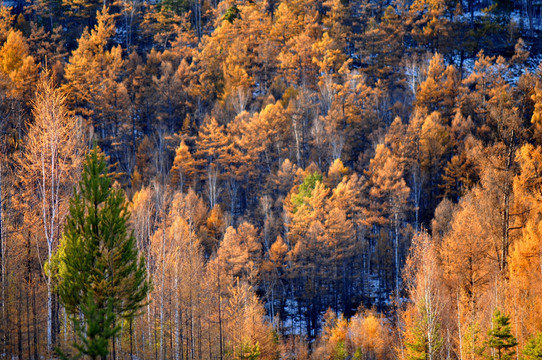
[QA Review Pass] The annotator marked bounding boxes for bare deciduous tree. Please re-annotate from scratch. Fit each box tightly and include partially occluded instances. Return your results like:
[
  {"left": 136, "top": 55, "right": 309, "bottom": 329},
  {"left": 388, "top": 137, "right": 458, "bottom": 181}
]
[{"left": 20, "top": 71, "right": 83, "bottom": 351}]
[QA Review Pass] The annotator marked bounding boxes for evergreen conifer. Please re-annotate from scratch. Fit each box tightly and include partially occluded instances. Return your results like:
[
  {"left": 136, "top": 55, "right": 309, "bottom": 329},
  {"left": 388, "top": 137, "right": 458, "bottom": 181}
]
[{"left": 55, "top": 147, "right": 150, "bottom": 360}]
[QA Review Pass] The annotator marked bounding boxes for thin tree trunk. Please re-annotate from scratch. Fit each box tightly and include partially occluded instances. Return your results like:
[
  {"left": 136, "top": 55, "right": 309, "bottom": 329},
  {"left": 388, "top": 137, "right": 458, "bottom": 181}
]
[
  {"left": 33, "top": 283, "right": 38, "bottom": 360},
  {"left": 26, "top": 280, "right": 31, "bottom": 360},
  {"left": 112, "top": 334, "right": 117, "bottom": 360},
  {"left": 197, "top": 313, "right": 202, "bottom": 360},
  {"left": 394, "top": 212, "right": 400, "bottom": 297},
  {"left": 160, "top": 218, "right": 166, "bottom": 360},
  {"left": 0, "top": 165, "right": 5, "bottom": 356},
  {"left": 147, "top": 294, "right": 152, "bottom": 358},
  {"left": 292, "top": 116, "right": 302, "bottom": 166},
  {"left": 457, "top": 290, "right": 463, "bottom": 360},
  {"left": 130, "top": 319, "right": 133, "bottom": 360},
  {"left": 217, "top": 262, "right": 223, "bottom": 360},
  {"left": 207, "top": 306, "right": 212, "bottom": 359},
  {"left": 174, "top": 273, "right": 179, "bottom": 360},
  {"left": 17, "top": 286, "right": 23, "bottom": 360},
  {"left": 179, "top": 300, "right": 184, "bottom": 360},
  {"left": 154, "top": 302, "right": 159, "bottom": 360},
  {"left": 47, "top": 248, "right": 53, "bottom": 352}
]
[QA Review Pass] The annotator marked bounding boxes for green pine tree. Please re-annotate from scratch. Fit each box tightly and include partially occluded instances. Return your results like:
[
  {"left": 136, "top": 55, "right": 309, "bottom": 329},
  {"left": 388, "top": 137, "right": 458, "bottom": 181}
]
[
  {"left": 405, "top": 300, "right": 444, "bottom": 360},
  {"left": 54, "top": 146, "right": 151, "bottom": 360},
  {"left": 485, "top": 310, "right": 518, "bottom": 360},
  {"left": 239, "top": 341, "right": 261, "bottom": 360},
  {"left": 524, "top": 332, "right": 542, "bottom": 359},
  {"left": 331, "top": 340, "right": 348, "bottom": 360},
  {"left": 291, "top": 172, "right": 323, "bottom": 210}
]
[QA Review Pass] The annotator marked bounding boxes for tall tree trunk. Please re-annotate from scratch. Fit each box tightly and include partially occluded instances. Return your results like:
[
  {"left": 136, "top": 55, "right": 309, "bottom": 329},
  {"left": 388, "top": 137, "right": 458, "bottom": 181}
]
[
  {"left": 128, "top": 319, "right": 133, "bottom": 360},
  {"left": 157, "top": 210, "right": 166, "bottom": 360},
  {"left": 147, "top": 294, "right": 152, "bottom": 358},
  {"left": 33, "top": 283, "right": 38, "bottom": 360},
  {"left": 457, "top": 290, "right": 463, "bottom": 360},
  {"left": 154, "top": 302, "right": 159, "bottom": 360},
  {"left": 217, "top": 263, "right": 224, "bottom": 360},
  {"left": 26, "top": 231, "right": 32, "bottom": 359},
  {"left": 0, "top": 163, "right": 5, "bottom": 356},
  {"left": 292, "top": 115, "right": 302, "bottom": 167},
  {"left": 26, "top": 281, "right": 31, "bottom": 359},
  {"left": 394, "top": 212, "right": 400, "bottom": 297},
  {"left": 174, "top": 275, "right": 179, "bottom": 360},
  {"left": 17, "top": 286, "right": 22, "bottom": 360},
  {"left": 47, "top": 244, "right": 53, "bottom": 351}
]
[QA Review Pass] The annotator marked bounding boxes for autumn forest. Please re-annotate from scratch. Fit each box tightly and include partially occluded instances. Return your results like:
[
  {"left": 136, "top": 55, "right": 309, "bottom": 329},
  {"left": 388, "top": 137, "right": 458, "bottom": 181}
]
[{"left": 0, "top": 0, "right": 542, "bottom": 358}]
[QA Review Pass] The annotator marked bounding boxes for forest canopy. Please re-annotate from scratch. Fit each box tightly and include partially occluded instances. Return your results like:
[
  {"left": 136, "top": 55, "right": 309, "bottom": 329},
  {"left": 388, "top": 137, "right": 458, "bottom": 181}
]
[{"left": 0, "top": 0, "right": 542, "bottom": 358}]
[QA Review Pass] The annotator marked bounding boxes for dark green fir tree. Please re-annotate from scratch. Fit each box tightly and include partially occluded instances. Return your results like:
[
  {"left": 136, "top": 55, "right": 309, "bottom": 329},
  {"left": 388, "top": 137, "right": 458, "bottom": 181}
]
[
  {"left": 486, "top": 310, "right": 518, "bottom": 360},
  {"left": 54, "top": 146, "right": 151, "bottom": 360}
]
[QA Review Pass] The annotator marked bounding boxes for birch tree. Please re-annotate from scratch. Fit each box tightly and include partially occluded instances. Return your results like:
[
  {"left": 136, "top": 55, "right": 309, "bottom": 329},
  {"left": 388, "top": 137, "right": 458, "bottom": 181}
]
[
  {"left": 402, "top": 231, "right": 445, "bottom": 360},
  {"left": 20, "top": 71, "right": 83, "bottom": 351}
]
